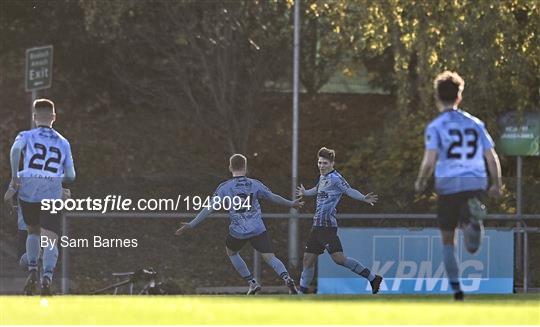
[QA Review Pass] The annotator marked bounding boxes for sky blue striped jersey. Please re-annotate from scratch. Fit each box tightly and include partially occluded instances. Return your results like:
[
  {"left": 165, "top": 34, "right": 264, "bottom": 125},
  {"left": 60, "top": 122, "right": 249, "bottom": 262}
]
[{"left": 424, "top": 108, "right": 494, "bottom": 195}]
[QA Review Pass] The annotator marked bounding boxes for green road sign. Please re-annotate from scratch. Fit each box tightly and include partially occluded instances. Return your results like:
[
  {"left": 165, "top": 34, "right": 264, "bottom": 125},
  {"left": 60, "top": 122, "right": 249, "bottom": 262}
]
[
  {"left": 497, "top": 111, "right": 540, "bottom": 156},
  {"left": 25, "top": 45, "right": 53, "bottom": 91}
]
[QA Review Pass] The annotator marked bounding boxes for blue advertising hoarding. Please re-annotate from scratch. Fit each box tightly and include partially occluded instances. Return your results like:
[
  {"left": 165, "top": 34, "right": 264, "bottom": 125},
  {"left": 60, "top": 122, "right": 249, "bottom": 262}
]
[{"left": 318, "top": 228, "right": 514, "bottom": 294}]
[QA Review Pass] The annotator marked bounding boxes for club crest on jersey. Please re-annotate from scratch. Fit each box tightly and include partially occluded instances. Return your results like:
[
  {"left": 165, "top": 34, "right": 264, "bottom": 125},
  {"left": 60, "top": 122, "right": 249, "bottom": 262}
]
[{"left": 317, "top": 191, "right": 329, "bottom": 199}]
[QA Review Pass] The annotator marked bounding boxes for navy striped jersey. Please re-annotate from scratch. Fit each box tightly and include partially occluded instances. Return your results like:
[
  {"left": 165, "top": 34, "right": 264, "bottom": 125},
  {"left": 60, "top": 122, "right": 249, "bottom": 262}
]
[{"left": 313, "top": 170, "right": 351, "bottom": 227}]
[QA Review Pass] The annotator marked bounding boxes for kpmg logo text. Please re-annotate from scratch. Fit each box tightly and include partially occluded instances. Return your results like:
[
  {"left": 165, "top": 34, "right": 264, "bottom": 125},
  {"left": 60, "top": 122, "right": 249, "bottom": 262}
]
[
  {"left": 317, "top": 228, "right": 513, "bottom": 294},
  {"left": 370, "top": 260, "right": 483, "bottom": 292},
  {"left": 368, "top": 233, "right": 489, "bottom": 293}
]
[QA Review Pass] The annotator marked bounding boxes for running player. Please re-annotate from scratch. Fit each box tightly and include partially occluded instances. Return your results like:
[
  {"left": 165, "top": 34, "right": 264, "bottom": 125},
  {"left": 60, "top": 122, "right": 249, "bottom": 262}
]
[
  {"left": 297, "top": 147, "right": 382, "bottom": 294},
  {"left": 415, "top": 71, "right": 502, "bottom": 300},
  {"left": 175, "top": 154, "right": 303, "bottom": 295},
  {"left": 4, "top": 98, "right": 76, "bottom": 295},
  {"left": 15, "top": 188, "right": 71, "bottom": 270}
]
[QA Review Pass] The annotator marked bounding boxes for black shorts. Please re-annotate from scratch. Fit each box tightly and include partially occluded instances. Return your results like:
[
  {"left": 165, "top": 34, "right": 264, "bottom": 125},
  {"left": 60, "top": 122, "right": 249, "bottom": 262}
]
[
  {"left": 226, "top": 231, "right": 273, "bottom": 253},
  {"left": 437, "top": 190, "right": 487, "bottom": 231},
  {"left": 305, "top": 227, "right": 343, "bottom": 255},
  {"left": 19, "top": 199, "right": 61, "bottom": 235}
]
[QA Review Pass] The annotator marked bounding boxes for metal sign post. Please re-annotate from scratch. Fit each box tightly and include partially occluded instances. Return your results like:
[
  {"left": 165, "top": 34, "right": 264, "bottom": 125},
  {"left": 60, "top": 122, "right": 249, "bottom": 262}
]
[
  {"left": 497, "top": 111, "right": 539, "bottom": 290},
  {"left": 516, "top": 156, "right": 523, "bottom": 278},
  {"left": 25, "top": 45, "right": 53, "bottom": 127}
]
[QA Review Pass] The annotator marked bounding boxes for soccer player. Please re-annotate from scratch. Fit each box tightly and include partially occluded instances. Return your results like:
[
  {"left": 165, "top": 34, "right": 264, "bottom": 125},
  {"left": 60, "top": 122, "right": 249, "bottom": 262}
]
[
  {"left": 175, "top": 154, "right": 304, "bottom": 295},
  {"left": 4, "top": 98, "right": 76, "bottom": 295},
  {"left": 415, "top": 71, "right": 502, "bottom": 300},
  {"left": 296, "top": 147, "right": 382, "bottom": 294},
  {"left": 17, "top": 207, "right": 27, "bottom": 260},
  {"left": 14, "top": 188, "right": 71, "bottom": 270},
  {"left": 2, "top": 182, "right": 27, "bottom": 259}
]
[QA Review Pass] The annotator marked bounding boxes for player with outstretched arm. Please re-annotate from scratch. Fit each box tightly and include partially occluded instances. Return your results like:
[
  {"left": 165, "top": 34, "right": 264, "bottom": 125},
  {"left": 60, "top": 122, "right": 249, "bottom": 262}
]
[
  {"left": 297, "top": 147, "right": 382, "bottom": 294},
  {"left": 175, "top": 154, "right": 303, "bottom": 295}
]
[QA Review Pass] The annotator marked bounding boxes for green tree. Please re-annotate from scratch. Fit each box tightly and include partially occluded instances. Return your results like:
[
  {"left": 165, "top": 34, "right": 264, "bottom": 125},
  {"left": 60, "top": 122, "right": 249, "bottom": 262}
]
[
  {"left": 342, "top": 0, "right": 540, "bottom": 213},
  {"left": 81, "top": 0, "right": 292, "bottom": 154}
]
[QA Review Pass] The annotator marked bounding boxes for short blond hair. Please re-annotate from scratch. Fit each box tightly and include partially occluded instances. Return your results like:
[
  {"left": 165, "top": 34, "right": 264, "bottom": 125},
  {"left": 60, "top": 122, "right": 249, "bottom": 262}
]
[
  {"left": 33, "top": 98, "right": 55, "bottom": 113},
  {"left": 229, "top": 154, "right": 247, "bottom": 171}
]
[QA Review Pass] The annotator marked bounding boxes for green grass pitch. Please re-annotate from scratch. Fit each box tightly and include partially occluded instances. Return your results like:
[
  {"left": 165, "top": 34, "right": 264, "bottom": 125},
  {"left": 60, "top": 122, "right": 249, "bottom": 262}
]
[{"left": 1, "top": 294, "right": 539, "bottom": 325}]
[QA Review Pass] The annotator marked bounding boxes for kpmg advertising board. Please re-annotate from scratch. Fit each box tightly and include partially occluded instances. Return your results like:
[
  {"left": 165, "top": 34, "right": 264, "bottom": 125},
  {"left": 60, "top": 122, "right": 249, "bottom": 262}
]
[{"left": 318, "top": 228, "right": 513, "bottom": 294}]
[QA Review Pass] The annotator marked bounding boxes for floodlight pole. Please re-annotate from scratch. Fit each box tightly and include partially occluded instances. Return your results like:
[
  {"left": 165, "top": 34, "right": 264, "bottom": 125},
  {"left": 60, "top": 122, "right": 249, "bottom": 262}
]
[{"left": 289, "top": 0, "right": 301, "bottom": 268}]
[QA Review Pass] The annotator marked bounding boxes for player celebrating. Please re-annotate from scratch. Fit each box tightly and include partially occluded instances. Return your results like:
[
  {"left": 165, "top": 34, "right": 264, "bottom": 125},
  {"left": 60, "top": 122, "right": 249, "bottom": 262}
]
[
  {"left": 415, "top": 71, "right": 502, "bottom": 300},
  {"left": 175, "top": 154, "right": 303, "bottom": 295},
  {"left": 296, "top": 147, "right": 382, "bottom": 294},
  {"left": 4, "top": 98, "right": 76, "bottom": 295}
]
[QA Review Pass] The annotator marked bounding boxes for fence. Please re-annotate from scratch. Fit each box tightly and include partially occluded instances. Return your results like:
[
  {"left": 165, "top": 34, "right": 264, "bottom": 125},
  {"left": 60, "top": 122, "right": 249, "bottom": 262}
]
[{"left": 60, "top": 212, "right": 540, "bottom": 294}]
